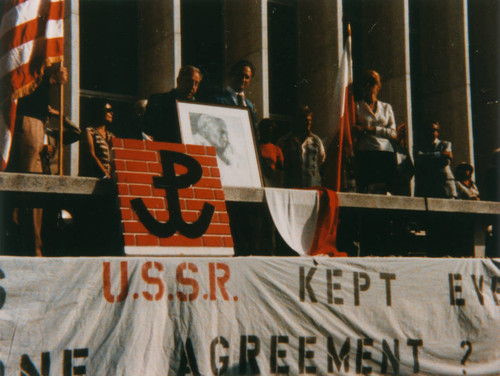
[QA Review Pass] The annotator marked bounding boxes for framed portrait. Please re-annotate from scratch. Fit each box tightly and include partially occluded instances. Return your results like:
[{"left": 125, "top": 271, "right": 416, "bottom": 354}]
[{"left": 177, "top": 101, "right": 263, "bottom": 188}]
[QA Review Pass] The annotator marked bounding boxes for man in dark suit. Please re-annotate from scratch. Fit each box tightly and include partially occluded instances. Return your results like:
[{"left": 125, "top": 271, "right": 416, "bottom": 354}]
[
  {"left": 215, "top": 60, "right": 258, "bottom": 137},
  {"left": 144, "top": 65, "right": 202, "bottom": 143}
]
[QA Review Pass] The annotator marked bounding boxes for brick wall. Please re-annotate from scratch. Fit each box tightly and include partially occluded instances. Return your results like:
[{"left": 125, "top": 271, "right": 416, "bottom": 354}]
[{"left": 112, "top": 138, "right": 234, "bottom": 256}]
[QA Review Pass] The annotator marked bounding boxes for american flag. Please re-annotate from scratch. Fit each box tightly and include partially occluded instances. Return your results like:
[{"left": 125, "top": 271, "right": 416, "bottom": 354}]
[{"left": 0, "top": 0, "right": 64, "bottom": 170}]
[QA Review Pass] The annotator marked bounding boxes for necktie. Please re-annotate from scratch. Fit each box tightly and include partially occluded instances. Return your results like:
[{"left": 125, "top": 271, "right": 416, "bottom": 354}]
[{"left": 237, "top": 93, "right": 246, "bottom": 107}]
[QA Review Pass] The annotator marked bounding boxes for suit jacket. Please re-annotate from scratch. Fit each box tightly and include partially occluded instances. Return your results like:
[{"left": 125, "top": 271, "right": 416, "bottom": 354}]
[
  {"left": 215, "top": 89, "right": 258, "bottom": 138},
  {"left": 144, "top": 89, "right": 182, "bottom": 143}
]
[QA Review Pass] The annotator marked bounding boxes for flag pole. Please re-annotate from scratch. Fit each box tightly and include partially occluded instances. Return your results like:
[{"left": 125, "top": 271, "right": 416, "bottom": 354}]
[
  {"left": 58, "top": 63, "right": 64, "bottom": 176},
  {"left": 335, "top": 23, "right": 352, "bottom": 192}
]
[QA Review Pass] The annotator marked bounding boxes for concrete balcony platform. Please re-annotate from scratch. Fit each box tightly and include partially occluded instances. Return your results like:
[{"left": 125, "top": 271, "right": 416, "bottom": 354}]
[{"left": 1, "top": 172, "right": 498, "bottom": 257}]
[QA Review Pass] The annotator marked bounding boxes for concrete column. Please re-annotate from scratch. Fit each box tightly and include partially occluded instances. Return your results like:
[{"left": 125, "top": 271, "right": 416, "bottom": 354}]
[
  {"left": 65, "top": 0, "right": 80, "bottom": 176},
  {"left": 296, "top": 0, "right": 343, "bottom": 141},
  {"left": 357, "top": 0, "right": 412, "bottom": 134},
  {"left": 223, "top": 0, "right": 269, "bottom": 121},
  {"left": 411, "top": 0, "right": 473, "bottom": 168},
  {"left": 138, "top": 0, "right": 181, "bottom": 97}
]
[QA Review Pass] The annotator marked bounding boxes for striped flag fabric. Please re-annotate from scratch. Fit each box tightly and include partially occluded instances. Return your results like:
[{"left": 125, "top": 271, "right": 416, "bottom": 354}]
[
  {"left": 324, "top": 29, "right": 355, "bottom": 192},
  {"left": 0, "top": 0, "right": 64, "bottom": 170}
]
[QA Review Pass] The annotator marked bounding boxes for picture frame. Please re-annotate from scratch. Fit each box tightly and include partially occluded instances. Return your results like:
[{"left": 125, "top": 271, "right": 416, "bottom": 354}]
[{"left": 177, "top": 101, "right": 263, "bottom": 188}]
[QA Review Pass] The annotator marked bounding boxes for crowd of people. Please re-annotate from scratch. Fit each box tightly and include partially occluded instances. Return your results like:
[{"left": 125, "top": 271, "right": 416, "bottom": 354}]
[{"left": 4, "top": 60, "right": 500, "bottom": 256}]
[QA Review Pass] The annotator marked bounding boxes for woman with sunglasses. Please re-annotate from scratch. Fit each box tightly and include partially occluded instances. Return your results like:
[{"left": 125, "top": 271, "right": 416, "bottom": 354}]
[{"left": 80, "top": 99, "right": 115, "bottom": 178}]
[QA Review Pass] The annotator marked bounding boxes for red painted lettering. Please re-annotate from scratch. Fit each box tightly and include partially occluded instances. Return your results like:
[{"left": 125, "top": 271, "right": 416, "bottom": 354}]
[
  {"left": 103, "top": 262, "right": 129, "bottom": 303},
  {"left": 209, "top": 263, "right": 230, "bottom": 301},
  {"left": 176, "top": 262, "right": 199, "bottom": 301},
  {"left": 142, "top": 261, "right": 165, "bottom": 301}
]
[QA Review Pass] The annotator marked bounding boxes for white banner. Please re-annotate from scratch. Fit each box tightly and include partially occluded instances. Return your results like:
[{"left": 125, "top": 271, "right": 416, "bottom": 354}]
[{"left": 0, "top": 257, "right": 498, "bottom": 375}]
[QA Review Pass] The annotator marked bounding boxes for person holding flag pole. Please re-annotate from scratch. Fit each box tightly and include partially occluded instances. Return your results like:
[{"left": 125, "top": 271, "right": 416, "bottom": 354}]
[{"left": 1, "top": 0, "right": 66, "bottom": 255}]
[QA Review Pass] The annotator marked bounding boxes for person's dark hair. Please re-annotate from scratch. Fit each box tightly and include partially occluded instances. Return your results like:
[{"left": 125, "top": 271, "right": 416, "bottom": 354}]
[
  {"left": 89, "top": 97, "right": 110, "bottom": 123},
  {"left": 259, "top": 118, "right": 276, "bottom": 142},
  {"left": 454, "top": 162, "right": 474, "bottom": 182},
  {"left": 177, "top": 65, "right": 203, "bottom": 81},
  {"left": 298, "top": 105, "right": 313, "bottom": 117},
  {"left": 230, "top": 60, "right": 255, "bottom": 77}
]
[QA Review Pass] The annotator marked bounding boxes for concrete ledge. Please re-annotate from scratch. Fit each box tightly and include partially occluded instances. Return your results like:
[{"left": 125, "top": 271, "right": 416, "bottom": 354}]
[
  {"left": 0, "top": 172, "right": 112, "bottom": 196},
  {"left": 1, "top": 173, "right": 500, "bottom": 215}
]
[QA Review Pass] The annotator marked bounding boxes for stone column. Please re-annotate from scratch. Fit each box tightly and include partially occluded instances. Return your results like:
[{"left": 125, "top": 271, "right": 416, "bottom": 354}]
[
  {"left": 411, "top": 0, "right": 473, "bottom": 167},
  {"left": 357, "top": 0, "right": 413, "bottom": 141},
  {"left": 138, "top": 0, "right": 182, "bottom": 97},
  {"left": 65, "top": 0, "right": 80, "bottom": 176},
  {"left": 296, "top": 0, "right": 343, "bottom": 141},
  {"left": 223, "top": 0, "right": 269, "bottom": 121}
]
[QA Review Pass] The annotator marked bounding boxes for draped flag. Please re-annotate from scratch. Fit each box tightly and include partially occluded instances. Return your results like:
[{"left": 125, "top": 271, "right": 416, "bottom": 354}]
[
  {"left": 324, "top": 28, "right": 355, "bottom": 192},
  {"left": 0, "top": 0, "right": 64, "bottom": 170}
]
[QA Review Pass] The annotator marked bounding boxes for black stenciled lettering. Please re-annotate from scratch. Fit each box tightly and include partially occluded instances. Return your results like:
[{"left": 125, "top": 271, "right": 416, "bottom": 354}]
[
  {"left": 239, "top": 335, "right": 260, "bottom": 375},
  {"left": 210, "top": 337, "right": 229, "bottom": 376},
  {"left": 0, "top": 269, "right": 6, "bottom": 309},
  {"left": 270, "top": 336, "right": 289, "bottom": 374},
  {"left": 327, "top": 269, "right": 343, "bottom": 305},
  {"left": 354, "top": 272, "right": 370, "bottom": 306},
  {"left": 327, "top": 337, "right": 350, "bottom": 373},
  {"left": 355, "top": 338, "right": 373, "bottom": 375},
  {"left": 379, "top": 273, "right": 396, "bottom": 307},
  {"left": 131, "top": 150, "right": 215, "bottom": 238},
  {"left": 0, "top": 360, "right": 4, "bottom": 376},
  {"left": 380, "top": 339, "right": 399, "bottom": 375},
  {"left": 471, "top": 275, "right": 484, "bottom": 305},
  {"left": 448, "top": 273, "right": 465, "bottom": 306},
  {"left": 299, "top": 267, "right": 317, "bottom": 302},
  {"left": 178, "top": 338, "right": 201, "bottom": 376},
  {"left": 492, "top": 276, "right": 500, "bottom": 306},
  {"left": 20, "top": 353, "right": 50, "bottom": 376},
  {"left": 407, "top": 339, "right": 423, "bottom": 373},
  {"left": 298, "top": 336, "right": 316, "bottom": 374},
  {"left": 63, "top": 348, "right": 88, "bottom": 376}
]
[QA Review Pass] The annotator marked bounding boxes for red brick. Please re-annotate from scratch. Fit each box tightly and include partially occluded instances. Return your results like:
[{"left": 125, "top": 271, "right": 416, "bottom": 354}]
[
  {"left": 196, "top": 177, "right": 223, "bottom": 189},
  {"left": 206, "top": 146, "right": 216, "bottom": 156},
  {"left": 223, "top": 237, "right": 234, "bottom": 247},
  {"left": 155, "top": 210, "right": 170, "bottom": 221},
  {"left": 120, "top": 208, "right": 133, "bottom": 220},
  {"left": 218, "top": 212, "right": 229, "bottom": 223},
  {"left": 202, "top": 167, "right": 210, "bottom": 177},
  {"left": 181, "top": 211, "right": 203, "bottom": 223},
  {"left": 210, "top": 167, "right": 220, "bottom": 178},
  {"left": 175, "top": 165, "right": 188, "bottom": 175},
  {"left": 136, "top": 234, "right": 160, "bottom": 246},
  {"left": 179, "top": 199, "right": 187, "bottom": 210},
  {"left": 206, "top": 224, "right": 231, "bottom": 235},
  {"left": 126, "top": 160, "right": 149, "bottom": 172},
  {"left": 123, "top": 139, "right": 146, "bottom": 149},
  {"left": 152, "top": 188, "right": 166, "bottom": 197},
  {"left": 117, "top": 183, "right": 129, "bottom": 195},
  {"left": 186, "top": 200, "right": 226, "bottom": 212},
  {"left": 114, "top": 159, "right": 127, "bottom": 171},
  {"left": 160, "top": 235, "right": 203, "bottom": 247},
  {"left": 194, "top": 188, "right": 214, "bottom": 199},
  {"left": 214, "top": 190, "right": 225, "bottom": 200},
  {"left": 203, "top": 236, "right": 224, "bottom": 247},
  {"left": 186, "top": 144, "right": 206, "bottom": 155},
  {"left": 140, "top": 197, "right": 165, "bottom": 209},
  {"left": 129, "top": 184, "right": 152, "bottom": 197},
  {"left": 192, "top": 155, "right": 218, "bottom": 167},
  {"left": 111, "top": 138, "right": 124, "bottom": 148},
  {"left": 113, "top": 149, "right": 158, "bottom": 162},
  {"left": 115, "top": 171, "right": 154, "bottom": 184},
  {"left": 178, "top": 188, "right": 194, "bottom": 198},
  {"left": 148, "top": 162, "right": 162, "bottom": 174},
  {"left": 119, "top": 196, "right": 135, "bottom": 209},
  {"left": 123, "top": 221, "right": 148, "bottom": 234},
  {"left": 123, "top": 234, "right": 136, "bottom": 246},
  {"left": 147, "top": 141, "right": 187, "bottom": 153}
]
